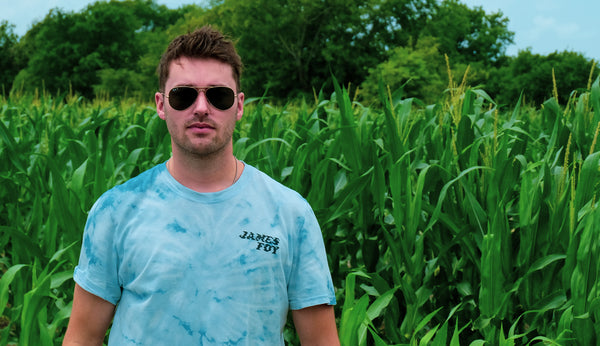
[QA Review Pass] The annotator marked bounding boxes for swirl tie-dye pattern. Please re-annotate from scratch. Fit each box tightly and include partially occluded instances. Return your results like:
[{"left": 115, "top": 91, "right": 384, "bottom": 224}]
[{"left": 74, "top": 162, "right": 336, "bottom": 345}]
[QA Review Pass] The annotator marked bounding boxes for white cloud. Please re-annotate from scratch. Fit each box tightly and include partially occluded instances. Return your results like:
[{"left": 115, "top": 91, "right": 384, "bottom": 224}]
[
  {"left": 528, "top": 16, "right": 557, "bottom": 40},
  {"left": 531, "top": 15, "right": 578, "bottom": 37}
]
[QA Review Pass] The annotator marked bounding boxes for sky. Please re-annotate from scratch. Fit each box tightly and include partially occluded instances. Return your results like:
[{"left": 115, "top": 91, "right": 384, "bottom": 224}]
[
  {"left": 1, "top": 0, "right": 599, "bottom": 62},
  {"left": 461, "top": 0, "right": 599, "bottom": 61}
]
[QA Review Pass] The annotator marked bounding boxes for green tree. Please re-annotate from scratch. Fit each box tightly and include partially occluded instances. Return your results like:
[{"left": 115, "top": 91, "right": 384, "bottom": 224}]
[
  {"left": 171, "top": 0, "right": 513, "bottom": 99},
  {"left": 94, "top": 2, "right": 192, "bottom": 99},
  {"left": 360, "top": 36, "right": 446, "bottom": 105},
  {"left": 12, "top": 0, "right": 185, "bottom": 99},
  {"left": 193, "top": 0, "right": 383, "bottom": 98},
  {"left": 8, "top": 0, "right": 517, "bottom": 101},
  {"left": 487, "top": 49, "right": 598, "bottom": 106},
  {"left": 13, "top": 3, "right": 138, "bottom": 98},
  {"left": 369, "top": 0, "right": 438, "bottom": 49},
  {"left": 0, "top": 21, "right": 20, "bottom": 95},
  {"left": 166, "top": 0, "right": 442, "bottom": 98},
  {"left": 422, "top": 0, "right": 514, "bottom": 66}
]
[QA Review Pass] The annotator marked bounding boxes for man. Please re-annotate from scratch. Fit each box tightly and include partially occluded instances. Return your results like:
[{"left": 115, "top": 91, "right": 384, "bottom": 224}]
[{"left": 63, "top": 26, "right": 339, "bottom": 345}]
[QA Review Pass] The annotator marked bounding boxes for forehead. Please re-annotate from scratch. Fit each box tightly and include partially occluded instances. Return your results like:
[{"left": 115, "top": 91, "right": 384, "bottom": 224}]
[{"left": 166, "top": 57, "right": 235, "bottom": 88}]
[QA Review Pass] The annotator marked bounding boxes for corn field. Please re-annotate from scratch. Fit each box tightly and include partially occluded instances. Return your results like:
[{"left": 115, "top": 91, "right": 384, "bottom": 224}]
[{"left": 1, "top": 70, "right": 600, "bottom": 345}]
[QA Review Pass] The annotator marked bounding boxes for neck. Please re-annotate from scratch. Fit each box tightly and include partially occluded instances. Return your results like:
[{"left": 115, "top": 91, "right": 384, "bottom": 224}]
[{"left": 166, "top": 150, "right": 242, "bottom": 193}]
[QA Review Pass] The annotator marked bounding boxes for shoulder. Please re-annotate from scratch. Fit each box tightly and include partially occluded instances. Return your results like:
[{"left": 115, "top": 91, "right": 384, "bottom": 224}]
[
  {"left": 114, "top": 164, "right": 165, "bottom": 194},
  {"left": 242, "top": 165, "right": 320, "bottom": 235},
  {"left": 90, "top": 164, "right": 165, "bottom": 214},
  {"left": 244, "top": 164, "right": 309, "bottom": 206}
]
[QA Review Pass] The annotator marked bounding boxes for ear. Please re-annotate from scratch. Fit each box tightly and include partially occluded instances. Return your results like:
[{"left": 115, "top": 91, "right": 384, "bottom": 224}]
[
  {"left": 236, "top": 92, "right": 245, "bottom": 121},
  {"left": 156, "top": 92, "right": 166, "bottom": 120}
]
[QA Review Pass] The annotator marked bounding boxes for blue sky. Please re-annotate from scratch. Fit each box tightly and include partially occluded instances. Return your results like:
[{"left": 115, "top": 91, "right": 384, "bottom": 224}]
[
  {"left": 461, "top": 0, "right": 599, "bottom": 61},
  {"left": 2, "top": 0, "right": 599, "bottom": 62}
]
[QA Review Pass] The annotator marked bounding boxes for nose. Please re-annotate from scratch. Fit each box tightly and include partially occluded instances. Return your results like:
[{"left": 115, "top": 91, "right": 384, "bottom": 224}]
[{"left": 192, "top": 90, "right": 210, "bottom": 114}]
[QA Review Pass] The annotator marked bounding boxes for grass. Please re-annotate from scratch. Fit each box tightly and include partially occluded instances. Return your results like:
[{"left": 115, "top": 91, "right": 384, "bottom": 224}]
[{"left": 1, "top": 70, "right": 599, "bottom": 345}]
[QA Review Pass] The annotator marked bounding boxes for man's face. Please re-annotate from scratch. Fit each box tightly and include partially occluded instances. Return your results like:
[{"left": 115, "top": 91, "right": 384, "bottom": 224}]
[{"left": 155, "top": 57, "right": 244, "bottom": 159}]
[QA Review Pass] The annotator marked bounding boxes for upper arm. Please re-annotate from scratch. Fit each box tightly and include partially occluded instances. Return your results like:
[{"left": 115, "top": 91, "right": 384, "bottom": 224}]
[
  {"left": 63, "top": 284, "right": 116, "bottom": 346},
  {"left": 292, "top": 304, "right": 339, "bottom": 346}
]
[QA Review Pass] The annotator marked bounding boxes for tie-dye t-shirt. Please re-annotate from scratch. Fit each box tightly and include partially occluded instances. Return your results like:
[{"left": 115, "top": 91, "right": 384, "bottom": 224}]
[{"left": 73, "top": 162, "right": 336, "bottom": 345}]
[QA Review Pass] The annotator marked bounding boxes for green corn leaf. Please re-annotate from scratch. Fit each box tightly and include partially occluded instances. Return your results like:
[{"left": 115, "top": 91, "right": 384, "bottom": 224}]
[
  {"left": 70, "top": 159, "right": 88, "bottom": 194},
  {"left": 425, "top": 166, "right": 490, "bottom": 233},
  {"left": 574, "top": 151, "right": 600, "bottom": 210},
  {"left": 0, "top": 264, "right": 28, "bottom": 317},
  {"left": 419, "top": 324, "right": 440, "bottom": 346},
  {"left": 411, "top": 307, "right": 442, "bottom": 339},
  {"left": 591, "top": 75, "right": 600, "bottom": 123},
  {"left": 50, "top": 271, "right": 73, "bottom": 290},
  {"left": 340, "top": 294, "right": 370, "bottom": 346},
  {"left": 430, "top": 320, "right": 448, "bottom": 346},
  {"left": 449, "top": 320, "right": 463, "bottom": 346},
  {"left": 366, "top": 286, "right": 400, "bottom": 321},
  {"left": 0, "top": 117, "right": 26, "bottom": 172},
  {"left": 368, "top": 324, "right": 390, "bottom": 346},
  {"left": 479, "top": 233, "right": 503, "bottom": 317},
  {"left": 21, "top": 274, "right": 52, "bottom": 346},
  {"left": 525, "top": 254, "right": 567, "bottom": 276}
]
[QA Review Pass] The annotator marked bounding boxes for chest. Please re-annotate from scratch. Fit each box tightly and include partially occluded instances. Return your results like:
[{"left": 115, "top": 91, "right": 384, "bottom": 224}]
[{"left": 113, "top": 198, "right": 294, "bottom": 290}]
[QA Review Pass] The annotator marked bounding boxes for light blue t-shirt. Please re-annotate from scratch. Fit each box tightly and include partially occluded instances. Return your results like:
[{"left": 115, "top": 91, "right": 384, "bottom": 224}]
[{"left": 74, "top": 162, "right": 336, "bottom": 345}]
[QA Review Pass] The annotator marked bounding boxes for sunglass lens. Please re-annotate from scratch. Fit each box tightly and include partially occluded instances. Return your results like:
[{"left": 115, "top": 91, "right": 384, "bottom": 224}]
[
  {"left": 206, "top": 87, "right": 235, "bottom": 110},
  {"left": 169, "top": 87, "right": 198, "bottom": 110}
]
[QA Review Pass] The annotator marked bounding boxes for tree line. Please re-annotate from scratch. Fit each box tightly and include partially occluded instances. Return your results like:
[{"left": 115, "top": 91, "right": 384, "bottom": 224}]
[{"left": 0, "top": 0, "right": 598, "bottom": 107}]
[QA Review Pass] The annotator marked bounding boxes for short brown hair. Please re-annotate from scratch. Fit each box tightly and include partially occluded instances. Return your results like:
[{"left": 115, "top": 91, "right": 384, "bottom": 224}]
[{"left": 157, "top": 25, "right": 243, "bottom": 92}]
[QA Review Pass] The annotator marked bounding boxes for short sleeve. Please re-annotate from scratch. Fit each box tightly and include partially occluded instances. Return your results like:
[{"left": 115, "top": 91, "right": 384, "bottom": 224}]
[
  {"left": 287, "top": 205, "right": 336, "bottom": 310},
  {"left": 73, "top": 194, "right": 122, "bottom": 305}
]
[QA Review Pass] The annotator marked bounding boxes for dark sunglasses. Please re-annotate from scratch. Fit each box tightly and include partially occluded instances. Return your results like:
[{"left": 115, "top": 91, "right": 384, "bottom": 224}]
[{"left": 166, "top": 86, "right": 236, "bottom": 111}]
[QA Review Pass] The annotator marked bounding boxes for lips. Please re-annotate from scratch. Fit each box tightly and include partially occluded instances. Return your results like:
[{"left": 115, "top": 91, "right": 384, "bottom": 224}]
[
  {"left": 188, "top": 122, "right": 215, "bottom": 130},
  {"left": 185, "top": 121, "right": 216, "bottom": 136}
]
